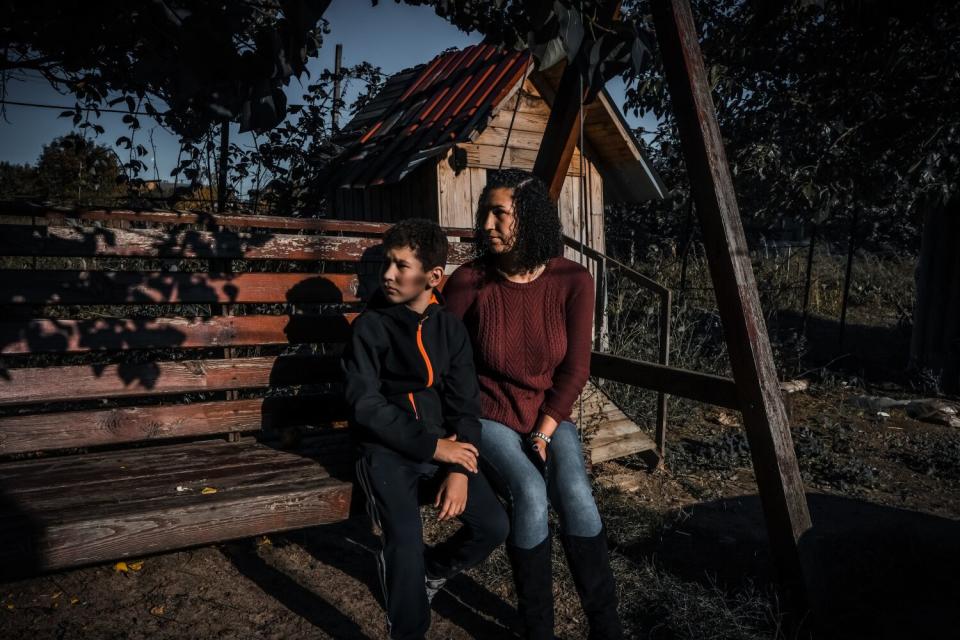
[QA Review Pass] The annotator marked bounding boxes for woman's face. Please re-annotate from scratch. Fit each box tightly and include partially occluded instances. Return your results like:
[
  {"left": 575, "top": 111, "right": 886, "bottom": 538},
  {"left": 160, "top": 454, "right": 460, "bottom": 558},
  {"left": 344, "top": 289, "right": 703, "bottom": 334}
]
[{"left": 479, "top": 187, "right": 517, "bottom": 254}]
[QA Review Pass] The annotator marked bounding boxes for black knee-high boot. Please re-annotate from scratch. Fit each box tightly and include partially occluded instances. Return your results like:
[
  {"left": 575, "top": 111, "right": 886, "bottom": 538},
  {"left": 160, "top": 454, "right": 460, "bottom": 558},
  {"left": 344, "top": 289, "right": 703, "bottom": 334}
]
[
  {"left": 560, "top": 528, "right": 623, "bottom": 640},
  {"left": 506, "top": 536, "right": 555, "bottom": 640}
]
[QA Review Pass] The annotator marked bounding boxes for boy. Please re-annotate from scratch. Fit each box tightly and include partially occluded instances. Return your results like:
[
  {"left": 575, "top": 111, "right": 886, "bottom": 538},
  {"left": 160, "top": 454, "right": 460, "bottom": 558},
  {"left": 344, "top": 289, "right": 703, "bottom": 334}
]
[{"left": 343, "top": 219, "right": 509, "bottom": 640}]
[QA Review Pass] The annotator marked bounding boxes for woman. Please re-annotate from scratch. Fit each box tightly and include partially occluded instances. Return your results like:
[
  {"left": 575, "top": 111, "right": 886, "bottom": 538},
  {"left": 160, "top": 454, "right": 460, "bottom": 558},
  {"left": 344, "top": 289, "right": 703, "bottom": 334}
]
[{"left": 444, "top": 169, "right": 622, "bottom": 640}]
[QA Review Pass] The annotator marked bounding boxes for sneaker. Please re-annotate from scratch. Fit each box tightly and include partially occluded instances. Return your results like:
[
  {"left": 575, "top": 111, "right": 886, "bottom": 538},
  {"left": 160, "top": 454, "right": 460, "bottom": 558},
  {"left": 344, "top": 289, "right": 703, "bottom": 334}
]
[{"left": 425, "top": 574, "right": 447, "bottom": 603}]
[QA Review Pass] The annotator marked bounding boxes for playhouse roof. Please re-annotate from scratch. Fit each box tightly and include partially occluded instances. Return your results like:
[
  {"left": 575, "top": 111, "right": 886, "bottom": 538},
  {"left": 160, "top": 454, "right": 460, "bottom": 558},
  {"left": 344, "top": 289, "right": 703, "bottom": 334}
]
[{"left": 327, "top": 43, "right": 665, "bottom": 202}]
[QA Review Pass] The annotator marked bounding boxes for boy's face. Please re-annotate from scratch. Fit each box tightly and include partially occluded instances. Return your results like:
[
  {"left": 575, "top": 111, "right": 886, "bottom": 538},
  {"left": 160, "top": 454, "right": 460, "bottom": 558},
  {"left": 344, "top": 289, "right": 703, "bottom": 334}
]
[{"left": 381, "top": 245, "right": 441, "bottom": 305}]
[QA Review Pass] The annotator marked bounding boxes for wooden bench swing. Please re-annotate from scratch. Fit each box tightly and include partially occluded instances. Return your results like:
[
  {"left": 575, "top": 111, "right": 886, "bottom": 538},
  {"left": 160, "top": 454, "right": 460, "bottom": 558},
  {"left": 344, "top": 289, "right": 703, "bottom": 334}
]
[
  {"left": 0, "top": 206, "right": 687, "bottom": 575},
  {"left": 0, "top": 0, "right": 813, "bottom": 623}
]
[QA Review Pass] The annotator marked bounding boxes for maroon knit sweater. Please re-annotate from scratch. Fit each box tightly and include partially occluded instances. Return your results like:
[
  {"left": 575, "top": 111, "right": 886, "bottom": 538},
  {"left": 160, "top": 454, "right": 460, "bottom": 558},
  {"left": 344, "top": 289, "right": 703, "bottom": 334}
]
[{"left": 443, "top": 256, "right": 594, "bottom": 434}]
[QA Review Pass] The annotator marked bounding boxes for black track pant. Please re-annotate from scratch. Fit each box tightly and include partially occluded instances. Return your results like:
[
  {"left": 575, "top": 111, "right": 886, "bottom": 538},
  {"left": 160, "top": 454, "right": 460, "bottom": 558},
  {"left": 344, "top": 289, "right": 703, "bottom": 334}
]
[{"left": 355, "top": 444, "right": 509, "bottom": 640}]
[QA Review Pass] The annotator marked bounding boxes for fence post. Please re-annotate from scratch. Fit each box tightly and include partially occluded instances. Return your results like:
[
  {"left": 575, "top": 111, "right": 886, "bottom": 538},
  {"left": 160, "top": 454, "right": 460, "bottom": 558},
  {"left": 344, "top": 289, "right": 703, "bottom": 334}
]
[
  {"left": 801, "top": 222, "right": 818, "bottom": 332},
  {"left": 839, "top": 210, "right": 859, "bottom": 351}
]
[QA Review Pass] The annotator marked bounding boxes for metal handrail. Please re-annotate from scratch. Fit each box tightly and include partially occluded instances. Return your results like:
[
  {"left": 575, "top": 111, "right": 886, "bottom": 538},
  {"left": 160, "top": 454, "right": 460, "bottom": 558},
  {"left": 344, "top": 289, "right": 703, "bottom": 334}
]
[{"left": 563, "top": 234, "right": 672, "bottom": 459}]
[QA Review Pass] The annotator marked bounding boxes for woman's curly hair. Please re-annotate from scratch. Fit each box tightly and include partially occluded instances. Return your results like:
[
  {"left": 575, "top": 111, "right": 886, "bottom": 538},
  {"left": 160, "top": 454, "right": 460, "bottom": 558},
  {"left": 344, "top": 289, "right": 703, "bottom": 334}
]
[{"left": 474, "top": 169, "right": 563, "bottom": 272}]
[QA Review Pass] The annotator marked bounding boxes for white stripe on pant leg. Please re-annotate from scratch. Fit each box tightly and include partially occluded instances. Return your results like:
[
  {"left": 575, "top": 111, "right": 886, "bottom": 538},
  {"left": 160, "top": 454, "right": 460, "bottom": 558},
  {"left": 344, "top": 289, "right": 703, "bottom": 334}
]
[{"left": 355, "top": 458, "right": 393, "bottom": 636}]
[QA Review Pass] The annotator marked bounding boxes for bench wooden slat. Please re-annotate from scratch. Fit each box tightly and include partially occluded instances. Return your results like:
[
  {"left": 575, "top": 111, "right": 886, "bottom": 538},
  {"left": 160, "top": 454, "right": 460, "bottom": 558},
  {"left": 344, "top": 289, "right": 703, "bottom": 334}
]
[
  {"left": 0, "top": 206, "right": 477, "bottom": 237},
  {"left": 0, "top": 433, "right": 353, "bottom": 496},
  {"left": 0, "top": 271, "right": 363, "bottom": 305},
  {"left": 0, "top": 435, "right": 307, "bottom": 481},
  {"left": 0, "top": 395, "right": 349, "bottom": 454},
  {"left": 0, "top": 270, "right": 453, "bottom": 306},
  {"left": 2, "top": 458, "right": 327, "bottom": 517},
  {"left": 0, "top": 314, "right": 357, "bottom": 355},
  {"left": 0, "top": 354, "right": 342, "bottom": 406},
  {"left": 1, "top": 471, "right": 352, "bottom": 575},
  {"left": 4, "top": 441, "right": 355, "bottom": 516},
  {"left": 0, "top": 225, "right": 475, "bottom": 263}
]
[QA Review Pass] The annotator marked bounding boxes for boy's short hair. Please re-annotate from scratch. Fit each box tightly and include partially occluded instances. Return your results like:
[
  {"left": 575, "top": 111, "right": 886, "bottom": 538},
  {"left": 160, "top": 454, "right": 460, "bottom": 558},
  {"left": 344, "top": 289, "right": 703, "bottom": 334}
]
[{"left": 382, "top": 218, "right": 449, "bottom": 271}]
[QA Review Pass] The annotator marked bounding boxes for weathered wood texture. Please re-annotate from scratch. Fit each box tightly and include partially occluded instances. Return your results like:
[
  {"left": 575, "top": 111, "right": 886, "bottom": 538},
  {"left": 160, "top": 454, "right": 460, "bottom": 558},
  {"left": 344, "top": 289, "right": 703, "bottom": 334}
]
[
  {"left": 0, "top": 437, "right": 353, "bottom": 576},
  {"left": 330, "top": 158, "right": 442, "bottom": 223},
  {"left": 0, "top": 271, "right": 363, "bottom": 305},
  {"left": 591, "top": 352, "right": 738, "bottom": 409},
  {"left": 0, "top": 314, "right": 357, "bottom": 354},
  {"left": 0, "top": 355, "right": 341, "bottom": 406},
  {"left": 532, "top": 61, "right": 593, "bottom": 201},
  {"left": 0, "top": 206, "right": 474, "bottom": 237},
  {"left": 0, "top": 395, "right": 349, "bottom": 455},
  {"left": 0, "top": 225, "right": 474, "bottom": 262},
  {"left": 577, "top": 381, "right": 657, "bottom": 463},
  {"left": 651, "top": 0, "right": 813, "bottom": 607}
]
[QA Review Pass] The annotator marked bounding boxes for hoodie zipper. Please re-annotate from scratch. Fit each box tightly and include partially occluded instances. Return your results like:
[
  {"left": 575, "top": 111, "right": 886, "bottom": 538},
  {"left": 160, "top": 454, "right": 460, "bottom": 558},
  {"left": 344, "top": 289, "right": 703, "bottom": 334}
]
[
  {"left": 407, "top": 392, "right": 419, "bottom": 419},
  {"left": 408, "top": 314, "right": 435, "bottom": 420}
]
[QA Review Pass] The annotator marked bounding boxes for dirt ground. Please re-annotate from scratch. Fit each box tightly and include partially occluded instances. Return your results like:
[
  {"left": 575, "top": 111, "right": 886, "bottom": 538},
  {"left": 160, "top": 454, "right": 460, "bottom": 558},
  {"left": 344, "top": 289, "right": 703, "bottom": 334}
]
[{"left": 2, "top": 386, "right": 960, "bottom": 640}]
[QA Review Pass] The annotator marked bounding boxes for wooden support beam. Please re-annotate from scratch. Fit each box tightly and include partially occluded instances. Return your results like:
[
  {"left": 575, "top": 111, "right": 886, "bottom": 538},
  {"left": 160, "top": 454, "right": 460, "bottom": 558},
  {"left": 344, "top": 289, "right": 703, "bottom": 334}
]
[
  {"left": 590, "top": 352, "right": 739, "bottom": 409},
  {"left": 531, "top": 1, "right": 620, "bottom": 201},
  {"left": 532, "top": 62, "right": 592, "bottom": 201},
  {"left": 651, "top": 0, "right": 815, "bottom": 618}
]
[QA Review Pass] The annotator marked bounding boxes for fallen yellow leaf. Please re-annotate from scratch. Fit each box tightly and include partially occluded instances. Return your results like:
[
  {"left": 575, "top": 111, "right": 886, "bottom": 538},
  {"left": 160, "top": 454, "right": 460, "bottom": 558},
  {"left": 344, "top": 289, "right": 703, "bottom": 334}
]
[
  {"left": 114, "top": 561, "right": 129, "bottom": 573},
  {"left": 70, "top": 597, "right": 79, "bottom": 605},
  {"left": 150, "top": 605, "right": 165, "bottom": 616},
  {"left": 129, "top": 561, "right": 144, "bottom": 571},
  {"left": 201, "top": 487, "right": 217, "bottom": 495},
  {"left": 51, "top": 592, "right": 62, "bottom": 600},
  {"left": 257, "top": 536, "right": 272, "bottom": 547}
]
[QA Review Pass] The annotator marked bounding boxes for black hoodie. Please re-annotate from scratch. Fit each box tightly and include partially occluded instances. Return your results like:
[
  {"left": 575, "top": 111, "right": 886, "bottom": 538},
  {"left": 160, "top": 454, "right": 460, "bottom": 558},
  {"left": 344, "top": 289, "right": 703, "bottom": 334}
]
[{"left": 342, "top": 290, "right": 482, "bottom": 475}]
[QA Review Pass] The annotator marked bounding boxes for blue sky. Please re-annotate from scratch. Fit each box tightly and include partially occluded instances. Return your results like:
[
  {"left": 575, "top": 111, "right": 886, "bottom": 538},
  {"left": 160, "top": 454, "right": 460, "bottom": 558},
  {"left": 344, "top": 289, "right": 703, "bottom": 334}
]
[{"left": 0, "top": 0, "right": 657, "bottom": 185}]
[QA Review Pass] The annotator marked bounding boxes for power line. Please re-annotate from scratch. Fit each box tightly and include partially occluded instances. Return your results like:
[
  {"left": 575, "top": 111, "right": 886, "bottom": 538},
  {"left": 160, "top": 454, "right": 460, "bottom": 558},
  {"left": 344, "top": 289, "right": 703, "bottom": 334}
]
[
  {"left": 0, "top": 98, "right": 312, "bottom": 118},
  {"left": 0, "top": 99, "right": 164, "bottom": 117}
]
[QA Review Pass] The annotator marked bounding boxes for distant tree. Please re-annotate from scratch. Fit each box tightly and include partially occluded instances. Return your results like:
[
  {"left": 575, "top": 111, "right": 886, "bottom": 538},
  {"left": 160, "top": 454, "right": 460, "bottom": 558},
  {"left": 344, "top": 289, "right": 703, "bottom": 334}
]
[
  {"left": 620, "top": 0, "right": 958, "bottom": 249},
  {"left": 3, "top": 0, "right": 334, "bottom": 195},
  {"left": 616, "top": 0, "right": 960, "bottom": 387},
  {"left": 33, "top": 134, "right": 124, "bottom": 205},
  {"left": 2, "top": 1, "right": 331, "bottom": 139},
  {"left": 0, "top": 162, "right": 38, "bottom": 200},
  {"left": 240, "top": 61, "right": 386, "bottom": 215}
]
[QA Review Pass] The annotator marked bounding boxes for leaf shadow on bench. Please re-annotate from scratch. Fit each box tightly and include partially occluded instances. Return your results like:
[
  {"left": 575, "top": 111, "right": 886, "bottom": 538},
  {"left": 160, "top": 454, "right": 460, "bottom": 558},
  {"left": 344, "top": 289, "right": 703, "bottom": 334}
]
[{"left": 0, "top": 218, "right": 281, "bottom": 385}]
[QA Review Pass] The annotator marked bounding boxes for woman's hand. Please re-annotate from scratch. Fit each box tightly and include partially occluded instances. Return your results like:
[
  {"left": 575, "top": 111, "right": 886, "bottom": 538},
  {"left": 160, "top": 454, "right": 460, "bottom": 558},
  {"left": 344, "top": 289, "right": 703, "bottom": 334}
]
[
  {"left": 435, "top": 472, "right": 469, "bottom": 520},
  {"left": 531, "top": 437, "right": 548, "bottom": 462},
  {"left": 525, "top": 436, "right": 548, "bottom": 475}
]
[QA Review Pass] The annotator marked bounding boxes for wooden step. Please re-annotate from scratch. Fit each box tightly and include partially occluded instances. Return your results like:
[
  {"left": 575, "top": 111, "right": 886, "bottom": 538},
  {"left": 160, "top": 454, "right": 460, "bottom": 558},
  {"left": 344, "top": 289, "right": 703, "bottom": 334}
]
[
  {"left": 590, "top": 429, "right": 657, "bottom": 464},
  {"left": 580, "top": 383, "right": 659, "bottom": 464}
]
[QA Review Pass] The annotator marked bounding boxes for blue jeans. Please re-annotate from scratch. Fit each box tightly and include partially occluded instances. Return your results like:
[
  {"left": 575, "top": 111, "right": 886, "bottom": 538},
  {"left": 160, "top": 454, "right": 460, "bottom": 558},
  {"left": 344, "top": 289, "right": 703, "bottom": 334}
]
[{"left": 479, "top": 419, "right": 602, "bottom": 549}]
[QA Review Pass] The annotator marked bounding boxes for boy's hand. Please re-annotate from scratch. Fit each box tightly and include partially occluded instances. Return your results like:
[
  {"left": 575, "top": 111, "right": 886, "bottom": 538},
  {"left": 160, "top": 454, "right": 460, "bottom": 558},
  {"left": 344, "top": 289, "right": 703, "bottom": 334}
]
[
  {"left": 433, "top": 434, "right": 479, "bottom": 473},
  {"left": 435, "top": 472, "right": 469, "bottom": 521}
]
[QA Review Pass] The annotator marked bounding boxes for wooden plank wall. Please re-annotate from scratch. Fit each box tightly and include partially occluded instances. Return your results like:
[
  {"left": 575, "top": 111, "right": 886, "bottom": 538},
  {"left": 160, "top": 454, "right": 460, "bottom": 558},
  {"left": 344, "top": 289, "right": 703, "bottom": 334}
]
[
  {"left": 469, "top": 79, "right": 584, "bottom": 176},
  {"left": 331, "top": 160, "right": 439, "bottom": 223},
  {"left": 437, "top": 157, "right": 486, "bottom": 230}
]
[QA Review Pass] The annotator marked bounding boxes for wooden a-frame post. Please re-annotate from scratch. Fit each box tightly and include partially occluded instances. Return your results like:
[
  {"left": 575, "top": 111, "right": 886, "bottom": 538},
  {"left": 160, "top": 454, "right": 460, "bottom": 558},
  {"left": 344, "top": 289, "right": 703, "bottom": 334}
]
[{"left": 532, "top": 0, "right": 815, "bottom": 619}]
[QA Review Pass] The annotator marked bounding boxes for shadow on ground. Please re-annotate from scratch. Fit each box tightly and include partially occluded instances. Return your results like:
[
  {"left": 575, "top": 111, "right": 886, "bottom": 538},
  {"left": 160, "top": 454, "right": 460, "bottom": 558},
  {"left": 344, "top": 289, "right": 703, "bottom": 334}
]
[
  {"left": 222, "top": 517, "right": 521, "bottom": 639},
  {"left": 624, "top": 492, "right": 960, "bottom": 639},
  {"left": 773, "top": 310, "right": 913, "bottom": 385}
]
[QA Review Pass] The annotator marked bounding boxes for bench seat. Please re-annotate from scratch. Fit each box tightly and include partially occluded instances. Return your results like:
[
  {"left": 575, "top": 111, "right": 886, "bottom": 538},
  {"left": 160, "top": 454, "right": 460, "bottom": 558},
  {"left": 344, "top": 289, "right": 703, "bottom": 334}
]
[{"left": 0, "top": 433, "right": 354, "bottom": 577}]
